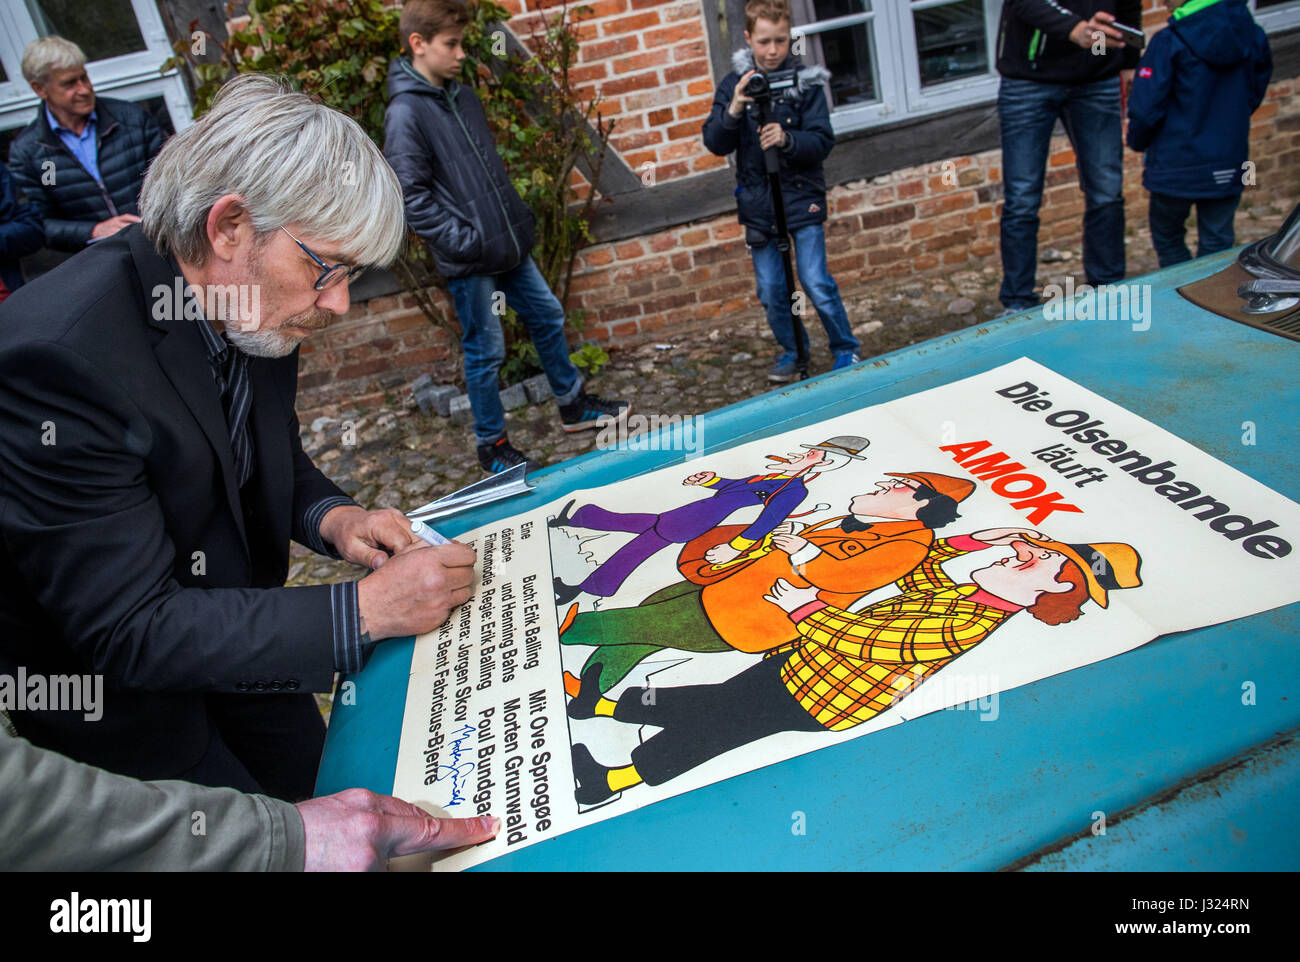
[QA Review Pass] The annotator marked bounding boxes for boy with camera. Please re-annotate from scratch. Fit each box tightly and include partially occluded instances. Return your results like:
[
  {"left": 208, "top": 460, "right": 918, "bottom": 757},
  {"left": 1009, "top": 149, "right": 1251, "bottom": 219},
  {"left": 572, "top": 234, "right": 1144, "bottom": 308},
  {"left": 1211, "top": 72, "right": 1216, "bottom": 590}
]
[
  {"left": 702, "top": 0, "right": 859, "bottom": 383},
  {"left": 384, "top": 0, "right": 628, "bottom": 474}
]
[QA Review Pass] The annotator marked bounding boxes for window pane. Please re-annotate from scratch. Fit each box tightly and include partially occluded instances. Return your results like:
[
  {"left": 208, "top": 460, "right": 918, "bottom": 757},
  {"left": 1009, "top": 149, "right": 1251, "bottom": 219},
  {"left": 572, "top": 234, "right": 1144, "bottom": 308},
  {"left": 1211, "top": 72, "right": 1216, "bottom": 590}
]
[
  {"left": 914, "top": 0, "right": 989, "bottom": 88},
  {"left": 809, "top": 23, "right": 879, "bottom": 105},
  {"left": 26, "top": 0, "right": 147, "bottom": 63},
  {"left": 810, "top": 0, "right": 871, "bottom": 16}
]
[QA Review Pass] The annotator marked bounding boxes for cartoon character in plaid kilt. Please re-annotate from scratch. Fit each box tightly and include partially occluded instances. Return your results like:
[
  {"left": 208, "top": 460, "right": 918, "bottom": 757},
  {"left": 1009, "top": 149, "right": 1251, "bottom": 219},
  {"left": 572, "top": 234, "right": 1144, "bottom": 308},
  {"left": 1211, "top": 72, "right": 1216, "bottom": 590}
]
[{"left": 567, "top": 527, "right": 1141, "bottom": 805}]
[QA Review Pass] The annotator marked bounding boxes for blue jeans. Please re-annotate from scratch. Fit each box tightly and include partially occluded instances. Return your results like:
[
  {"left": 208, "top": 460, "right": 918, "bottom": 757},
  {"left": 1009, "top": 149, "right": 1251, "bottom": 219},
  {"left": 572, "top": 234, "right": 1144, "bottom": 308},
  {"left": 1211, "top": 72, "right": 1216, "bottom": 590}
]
[
  {"left": 446, "top": 257, "right": 582, "bottom": 444},
  {"left": 1147, "top": 192, "right": 1239, "bottom": 268},
  {"left": 998, "top": 75, "right": 1126, "bottom": 309},
  {"left": 750, "top": 223, "right": 858, "bottom": 357}
]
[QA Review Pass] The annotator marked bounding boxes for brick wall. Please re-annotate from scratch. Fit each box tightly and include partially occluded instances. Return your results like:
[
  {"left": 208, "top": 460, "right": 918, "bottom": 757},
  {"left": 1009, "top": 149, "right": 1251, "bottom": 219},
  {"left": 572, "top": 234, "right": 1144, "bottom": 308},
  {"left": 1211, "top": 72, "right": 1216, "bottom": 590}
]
[{"left": 295, "top": 1, "right": 1300, "bottom": 421}]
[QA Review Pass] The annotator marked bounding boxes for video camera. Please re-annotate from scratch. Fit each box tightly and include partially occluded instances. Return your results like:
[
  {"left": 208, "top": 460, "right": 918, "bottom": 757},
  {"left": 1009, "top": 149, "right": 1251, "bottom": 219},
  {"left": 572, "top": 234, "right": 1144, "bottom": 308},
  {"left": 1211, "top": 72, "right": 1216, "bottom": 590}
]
[{"left": 744, "top": 67, "right": 799, "bottom": 104}]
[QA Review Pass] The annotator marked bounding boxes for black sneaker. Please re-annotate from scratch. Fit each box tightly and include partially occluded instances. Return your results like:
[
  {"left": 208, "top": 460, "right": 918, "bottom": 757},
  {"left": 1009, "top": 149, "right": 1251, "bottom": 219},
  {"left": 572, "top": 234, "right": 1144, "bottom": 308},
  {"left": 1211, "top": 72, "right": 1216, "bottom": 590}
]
[
  {"left": 476, "top": 436, "right": 542, "bottom": 475},
  {"left": 559, "top": 392, "right": 630, "bottom": 433}
]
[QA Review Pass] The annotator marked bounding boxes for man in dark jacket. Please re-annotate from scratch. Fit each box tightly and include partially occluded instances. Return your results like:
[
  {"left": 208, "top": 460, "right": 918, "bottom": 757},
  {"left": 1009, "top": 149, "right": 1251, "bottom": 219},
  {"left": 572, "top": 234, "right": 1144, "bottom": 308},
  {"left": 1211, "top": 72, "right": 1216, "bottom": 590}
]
[
  {"left": 7, "top": 36, "right": 163, "bottom": 251},
  {"left": 702, "top": 0, "right": 860, "bottom": 383},
  {"left": 384, "top": 0, "right": 627, "bottom": 475},
  {"left": 1126, "top": 0, "right": 1272, "bottom": 267},
  {"left": 995, "top": 1, "right": 1143, "bottom": 313},
  {"left": 0, "top": 164, "right": 43, "bottom": 302},
  {"left": 0, "top": 75, "right": 477, "bottom": 801}
]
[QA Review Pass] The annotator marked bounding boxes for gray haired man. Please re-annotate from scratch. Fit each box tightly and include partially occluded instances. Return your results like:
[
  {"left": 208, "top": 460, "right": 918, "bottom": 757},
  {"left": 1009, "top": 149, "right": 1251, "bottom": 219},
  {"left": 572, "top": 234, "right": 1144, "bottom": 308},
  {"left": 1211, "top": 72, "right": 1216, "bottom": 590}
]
[
  {"left": 0, "top": 75, "right": 475, "bottom": 805},
  {"left": 7, "top": 36, "right": 164, "bottom": 250}
]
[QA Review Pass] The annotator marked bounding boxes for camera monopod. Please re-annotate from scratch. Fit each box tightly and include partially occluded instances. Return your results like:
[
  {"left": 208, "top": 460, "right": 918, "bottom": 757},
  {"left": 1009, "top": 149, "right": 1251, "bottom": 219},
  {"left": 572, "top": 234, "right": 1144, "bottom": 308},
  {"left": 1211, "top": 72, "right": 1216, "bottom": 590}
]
[{"left": 749, "top": 69, "right": 810, "bottom": 380}]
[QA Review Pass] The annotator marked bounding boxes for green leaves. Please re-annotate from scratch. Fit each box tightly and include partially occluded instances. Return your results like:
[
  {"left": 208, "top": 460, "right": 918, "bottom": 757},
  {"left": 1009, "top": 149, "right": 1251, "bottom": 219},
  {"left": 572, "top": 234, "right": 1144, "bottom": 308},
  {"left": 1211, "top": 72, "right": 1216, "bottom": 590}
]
[{"left": 164, "top": 0, "right": 611, "bottom": 387}]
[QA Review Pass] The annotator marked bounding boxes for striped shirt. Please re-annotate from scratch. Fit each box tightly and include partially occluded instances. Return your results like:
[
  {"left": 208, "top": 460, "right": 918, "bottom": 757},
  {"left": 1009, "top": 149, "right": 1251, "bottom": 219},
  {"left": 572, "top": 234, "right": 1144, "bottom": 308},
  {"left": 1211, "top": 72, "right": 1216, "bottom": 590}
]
[{"left": 193, "top": 312, "right": 367, "bottom": 674}]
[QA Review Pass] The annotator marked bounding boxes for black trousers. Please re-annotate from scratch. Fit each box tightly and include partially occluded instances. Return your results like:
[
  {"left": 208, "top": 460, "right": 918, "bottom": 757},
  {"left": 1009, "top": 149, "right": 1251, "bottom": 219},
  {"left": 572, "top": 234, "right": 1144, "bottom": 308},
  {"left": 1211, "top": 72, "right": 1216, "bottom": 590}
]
[
  {"left": 171, "top": 693, "right": 326, "bottom": 802},
  {"left": 615, "top": 652, "right": 825, "bottom": 786}
]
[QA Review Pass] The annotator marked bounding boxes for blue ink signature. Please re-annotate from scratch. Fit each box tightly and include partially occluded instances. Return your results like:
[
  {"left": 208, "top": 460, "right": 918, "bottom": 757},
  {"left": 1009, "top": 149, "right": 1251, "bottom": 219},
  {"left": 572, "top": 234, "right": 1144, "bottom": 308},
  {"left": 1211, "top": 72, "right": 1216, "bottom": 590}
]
[{"left": 434, "top": 724, "right": 478, "bottom": 806}]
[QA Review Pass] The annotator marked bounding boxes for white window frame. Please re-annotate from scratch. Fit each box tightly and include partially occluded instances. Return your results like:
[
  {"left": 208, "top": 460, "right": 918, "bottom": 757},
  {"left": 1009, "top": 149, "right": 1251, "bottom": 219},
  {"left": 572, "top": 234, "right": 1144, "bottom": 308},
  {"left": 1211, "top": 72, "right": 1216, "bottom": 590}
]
[
  {"left": 798, "top": 0, "right": 1300, "bottom": 136},
  {"left": 1252, "top": 0, "right": 1300, "bottom": 33},
  {"left": 793, "top": 0, "right": 1007, "bottom": 134},
  {"left": 0, "top": 0, "right": 191, "bottom": 137}
]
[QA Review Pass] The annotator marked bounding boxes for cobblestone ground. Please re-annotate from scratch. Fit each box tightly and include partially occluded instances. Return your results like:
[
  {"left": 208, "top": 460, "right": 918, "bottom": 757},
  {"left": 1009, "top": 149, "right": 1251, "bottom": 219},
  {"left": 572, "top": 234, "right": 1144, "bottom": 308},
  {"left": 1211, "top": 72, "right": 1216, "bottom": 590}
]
[{"left": 296, "top": 201, "right": 1287, "bottom": 716}]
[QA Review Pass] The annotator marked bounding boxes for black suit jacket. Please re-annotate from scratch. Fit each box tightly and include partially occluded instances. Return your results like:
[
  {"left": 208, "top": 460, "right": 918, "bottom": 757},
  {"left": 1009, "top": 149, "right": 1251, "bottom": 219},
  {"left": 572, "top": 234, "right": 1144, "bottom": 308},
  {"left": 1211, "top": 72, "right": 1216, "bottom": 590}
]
[{"left": 0, "top": 225, "right": 344, "bottom": 778}]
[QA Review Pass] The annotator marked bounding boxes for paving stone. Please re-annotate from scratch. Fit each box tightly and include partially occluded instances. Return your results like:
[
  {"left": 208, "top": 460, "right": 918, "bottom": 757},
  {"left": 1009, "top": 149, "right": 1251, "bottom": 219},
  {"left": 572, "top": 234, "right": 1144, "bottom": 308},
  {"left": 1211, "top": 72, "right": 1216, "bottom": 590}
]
[
  {"left": 415, "top": 383, "right": 458, "bottom": 417},
  {"left": 523, "top": 373, "right": 552, "bottom": 404},
  {"left": 499, "top": 382, "right": 528, "bottom": 411},
  {"left": 449, "top": 394, "right": 474, "bottom": 425}
]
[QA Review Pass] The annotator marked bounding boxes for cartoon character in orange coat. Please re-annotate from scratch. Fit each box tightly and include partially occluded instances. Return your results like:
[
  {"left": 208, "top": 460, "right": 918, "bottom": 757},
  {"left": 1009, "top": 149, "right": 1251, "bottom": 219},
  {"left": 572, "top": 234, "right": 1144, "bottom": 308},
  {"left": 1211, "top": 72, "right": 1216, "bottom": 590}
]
[{"left": 559, "top": 471, "right": 976, "bottom": 696}]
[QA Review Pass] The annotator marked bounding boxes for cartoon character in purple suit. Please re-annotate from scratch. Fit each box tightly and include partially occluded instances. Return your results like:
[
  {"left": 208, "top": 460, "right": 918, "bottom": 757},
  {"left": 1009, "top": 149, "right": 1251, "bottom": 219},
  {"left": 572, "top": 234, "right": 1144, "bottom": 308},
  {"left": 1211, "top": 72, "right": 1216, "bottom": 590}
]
[{"left": 550, "top": 436, "right": 869, "bottom": 605}]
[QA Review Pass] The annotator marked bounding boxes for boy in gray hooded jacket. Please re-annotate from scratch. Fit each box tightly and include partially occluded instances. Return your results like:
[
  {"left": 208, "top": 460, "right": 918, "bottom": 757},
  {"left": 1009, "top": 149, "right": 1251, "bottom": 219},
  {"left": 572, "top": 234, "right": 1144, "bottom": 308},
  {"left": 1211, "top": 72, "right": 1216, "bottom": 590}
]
[{"left": 384, "top": 0, "right": 627, "bottom": 474}]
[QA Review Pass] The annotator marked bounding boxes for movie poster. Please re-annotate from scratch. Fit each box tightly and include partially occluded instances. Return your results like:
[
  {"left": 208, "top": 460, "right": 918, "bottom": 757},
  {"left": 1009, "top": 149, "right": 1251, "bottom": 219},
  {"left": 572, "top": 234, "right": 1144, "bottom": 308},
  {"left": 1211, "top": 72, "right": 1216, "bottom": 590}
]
[{"left": 386, "top": 357, "right": 1300, "bottom": 870}]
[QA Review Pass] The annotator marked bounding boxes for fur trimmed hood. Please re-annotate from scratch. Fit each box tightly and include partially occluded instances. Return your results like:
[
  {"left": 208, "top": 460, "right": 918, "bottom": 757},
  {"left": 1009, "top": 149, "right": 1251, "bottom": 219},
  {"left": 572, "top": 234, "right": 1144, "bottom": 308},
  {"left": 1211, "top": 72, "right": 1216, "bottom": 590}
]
[{"left": 730, "top": 47, "right": 831, "bottom": 92}]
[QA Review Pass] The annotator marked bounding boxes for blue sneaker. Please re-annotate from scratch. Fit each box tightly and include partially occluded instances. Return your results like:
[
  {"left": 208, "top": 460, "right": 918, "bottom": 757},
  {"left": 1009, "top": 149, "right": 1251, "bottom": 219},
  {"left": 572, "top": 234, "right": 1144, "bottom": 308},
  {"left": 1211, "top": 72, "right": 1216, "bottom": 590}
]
[
  {"left": 558, "top": 392, "right": 629, "bottom": 433},
  {"left": 768, "top": 353, "right": 798, "bottom": 382},
  {"left": 831, "top": 352, "right": 861, "bottom": 371},
  {"left": 477, "top": 436, "right": 542, "bottom": 475}
]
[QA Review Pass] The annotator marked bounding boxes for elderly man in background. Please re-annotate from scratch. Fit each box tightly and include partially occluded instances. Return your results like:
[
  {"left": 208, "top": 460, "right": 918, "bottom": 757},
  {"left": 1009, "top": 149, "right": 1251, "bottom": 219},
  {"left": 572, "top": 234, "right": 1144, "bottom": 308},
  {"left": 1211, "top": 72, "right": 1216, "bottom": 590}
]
[
  {"left": 0, "top": 75, "right": 477, "bottom": 806},
  {"left": 7, "top": 36, "right": 164, "bottom": 250}
]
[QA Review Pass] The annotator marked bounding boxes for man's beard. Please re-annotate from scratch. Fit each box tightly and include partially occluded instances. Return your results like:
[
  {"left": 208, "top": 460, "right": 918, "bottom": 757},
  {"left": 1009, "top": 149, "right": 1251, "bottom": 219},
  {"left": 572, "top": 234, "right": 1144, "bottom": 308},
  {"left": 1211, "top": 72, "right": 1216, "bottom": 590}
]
[
  {"left": 225, "top": 312, "right": 328, "bottom": 358},
  {"left": 217, "top": 240, "right": 333, "bottom": 358}
]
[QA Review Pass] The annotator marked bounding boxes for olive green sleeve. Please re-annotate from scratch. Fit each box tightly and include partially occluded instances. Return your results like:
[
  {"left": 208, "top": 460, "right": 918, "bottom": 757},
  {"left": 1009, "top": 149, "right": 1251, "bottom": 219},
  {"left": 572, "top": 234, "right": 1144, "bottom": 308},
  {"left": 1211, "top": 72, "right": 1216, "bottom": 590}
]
[{"left": 0, "top": 718, "right": 306, "bottom": 871}]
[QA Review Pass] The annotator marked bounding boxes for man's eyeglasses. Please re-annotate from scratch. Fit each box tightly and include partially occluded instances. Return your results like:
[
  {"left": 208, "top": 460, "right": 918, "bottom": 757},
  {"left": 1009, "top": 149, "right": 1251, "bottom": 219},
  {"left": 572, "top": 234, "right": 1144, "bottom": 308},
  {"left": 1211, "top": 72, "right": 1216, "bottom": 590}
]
[{"left": 280, "top": 226, "right": 366, "bottom": 291}]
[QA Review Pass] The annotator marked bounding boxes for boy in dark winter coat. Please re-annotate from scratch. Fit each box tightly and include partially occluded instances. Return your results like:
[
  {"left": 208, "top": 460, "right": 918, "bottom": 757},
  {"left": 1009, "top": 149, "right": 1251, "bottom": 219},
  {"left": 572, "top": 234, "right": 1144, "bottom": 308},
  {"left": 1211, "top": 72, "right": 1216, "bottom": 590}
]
[
  {"left": 384, "top": 0, "right": 627, "bottom": 475},
  {"left": 0, "top": 164, "right": 44, "bottom": 303},
  {"left": 702, "top": 0, "right": 859, "bottom": 383},
  {"left": 1126, "top": 0, "right": 1272, "bottom": 267},
  {"left": 994, "top": 1, "right": 1143, "bottom": 313}
]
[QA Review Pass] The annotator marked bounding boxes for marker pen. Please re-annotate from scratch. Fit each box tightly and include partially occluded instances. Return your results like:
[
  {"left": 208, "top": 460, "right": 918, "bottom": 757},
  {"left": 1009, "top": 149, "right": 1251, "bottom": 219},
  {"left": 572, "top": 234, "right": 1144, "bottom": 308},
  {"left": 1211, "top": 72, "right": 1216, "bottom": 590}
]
[{"left": 410, "top": 519, "right": 450, "bottom": 546}]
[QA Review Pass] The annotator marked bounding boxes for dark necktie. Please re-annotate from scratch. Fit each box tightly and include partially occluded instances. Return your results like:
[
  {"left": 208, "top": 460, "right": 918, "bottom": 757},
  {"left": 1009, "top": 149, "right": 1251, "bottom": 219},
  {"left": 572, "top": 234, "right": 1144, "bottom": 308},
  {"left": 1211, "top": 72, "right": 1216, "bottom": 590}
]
[
  {"left": 221, "top": 348, "right": 253, "bottom": 488},
  {"left": 840, "top": 517, "right": 873, "bottom": 533}
]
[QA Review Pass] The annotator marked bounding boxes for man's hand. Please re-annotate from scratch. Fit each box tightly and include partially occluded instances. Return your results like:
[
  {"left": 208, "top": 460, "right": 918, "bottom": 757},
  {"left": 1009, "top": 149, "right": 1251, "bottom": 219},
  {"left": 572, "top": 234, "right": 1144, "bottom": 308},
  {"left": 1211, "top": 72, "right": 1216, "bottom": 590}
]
[
  {"left": 1068, "top": 12, "right": 1124, "bottom": 51},
  {"left": 728, "top": 69, "right": 757, "bottom": 117},
  {"left": 771, "top": 520, "right": 806, "bottom": 536},
  {"left": 296, "top": 788, "right": 499, "bottom": 872},
  {"left": 684, "top": 470, "right": 716, "bottom": 486},
  {"left": 356, "top": 541, "right": 477, "bottom": 640},
  {"left": 90, "top": 214, "right": 141, "bottom": 239},
  {"left": 758, "top": 122, "right": 788, "bottom": 151},
  {"left": 771, "top": 533, "right": 809, "bottom": 555},
  {"left": 705, "top": 542, "right": 742, "bottom": 565},
  {"left": 764, "top": 577, "right": 819, "bottom": 613},
  {"left": 320, "top": 505, "right": 419, "bottom": 570},
  {"left": 970, "top": 526, "right": 1047, "bottom": 546}
]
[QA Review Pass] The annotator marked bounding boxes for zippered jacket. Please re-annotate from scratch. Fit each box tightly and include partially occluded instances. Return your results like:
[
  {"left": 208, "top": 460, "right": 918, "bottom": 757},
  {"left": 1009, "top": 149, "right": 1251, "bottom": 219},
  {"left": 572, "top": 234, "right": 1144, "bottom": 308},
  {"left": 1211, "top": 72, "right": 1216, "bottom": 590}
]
[
  {"left": 702, "top": 49, "right": 834, "bottom": 237},
  {"left": 383, "top": 57, "right": 535, "bottom": 279},
  {"left": 7, "top": 97, "right": 163, "bottom": 252},
  {"left": 0, "top": 164, "right": 43, "bottom": 293},
  {"left": 996, "top": 0, "right": 1143, "bottom": 84},
  {"left": 1126, "top": 0, "right": 1272, "bottom": 198}
]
